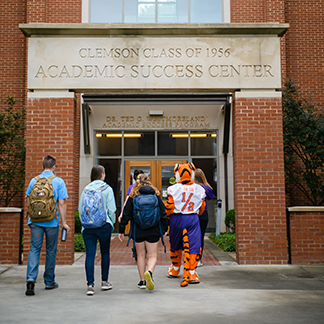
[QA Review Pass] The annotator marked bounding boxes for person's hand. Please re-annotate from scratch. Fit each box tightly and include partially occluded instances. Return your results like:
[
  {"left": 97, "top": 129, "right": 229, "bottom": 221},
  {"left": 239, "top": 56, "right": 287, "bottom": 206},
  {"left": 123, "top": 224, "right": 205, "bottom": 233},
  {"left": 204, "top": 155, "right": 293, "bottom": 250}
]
[
  {"left": 118, "top": 214, "right": 123, "bottom": 223},
  {"left": 63, "top": 223, "right": 71, "bottom": 233},
  {"left": 118, "top": 233, "right": 124, "bottom": 242}
]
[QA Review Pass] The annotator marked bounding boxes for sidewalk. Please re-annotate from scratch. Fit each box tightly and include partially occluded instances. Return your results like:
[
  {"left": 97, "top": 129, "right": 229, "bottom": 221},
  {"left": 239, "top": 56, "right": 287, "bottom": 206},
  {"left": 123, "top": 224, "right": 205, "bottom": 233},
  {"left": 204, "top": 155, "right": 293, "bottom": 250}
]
[
  {"left": 90, "top": 235, "right": 223, "bottom": 266},
  {"left": 1, "top": 237, "right": 324, "bottom": 324}
]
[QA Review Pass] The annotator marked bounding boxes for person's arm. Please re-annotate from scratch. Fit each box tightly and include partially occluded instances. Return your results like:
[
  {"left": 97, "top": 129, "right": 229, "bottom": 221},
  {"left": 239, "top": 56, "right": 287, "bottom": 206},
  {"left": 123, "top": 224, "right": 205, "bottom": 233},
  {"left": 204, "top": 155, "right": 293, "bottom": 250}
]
[
  {"left": 164, "top": 194, "right": 175, "bottom": 217},
  {"left": 58, "top": 199, "right": 70, "bottom": 232},
  {"left": 158, "top": 196, "right": 169, "bottom": 234},
  {"left": 198, "top": 199, "right": 206, "bottom": 216},
  {"left": 118, "top": 197, "right": 133, "bottom": 242},
  {"left": 119, "top": 198, "right": 133, "bottom": 231},
  {"left": 118, "top": 195, "right": 129, "bottom": 223},
  {"left": 106, "top": 187, "right": 116, "bottom": 225},
  {"left": 205, "top": 186, "right": 215, "bottom": 201}
]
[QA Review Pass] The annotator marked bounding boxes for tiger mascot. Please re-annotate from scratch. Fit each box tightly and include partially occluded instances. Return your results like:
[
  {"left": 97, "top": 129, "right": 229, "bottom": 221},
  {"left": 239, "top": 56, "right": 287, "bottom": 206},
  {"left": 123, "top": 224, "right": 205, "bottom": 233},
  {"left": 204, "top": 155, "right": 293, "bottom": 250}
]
[{"left": 165, "top": 162, "right": 206, "bottom": 287}]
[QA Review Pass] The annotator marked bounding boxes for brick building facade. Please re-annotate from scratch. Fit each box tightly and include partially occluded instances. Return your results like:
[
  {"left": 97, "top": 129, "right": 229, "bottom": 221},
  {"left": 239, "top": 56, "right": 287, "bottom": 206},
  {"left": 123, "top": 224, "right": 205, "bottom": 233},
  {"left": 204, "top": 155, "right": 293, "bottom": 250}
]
[{"left": 1, "top": 0, "right": 323, "bottom": 265}]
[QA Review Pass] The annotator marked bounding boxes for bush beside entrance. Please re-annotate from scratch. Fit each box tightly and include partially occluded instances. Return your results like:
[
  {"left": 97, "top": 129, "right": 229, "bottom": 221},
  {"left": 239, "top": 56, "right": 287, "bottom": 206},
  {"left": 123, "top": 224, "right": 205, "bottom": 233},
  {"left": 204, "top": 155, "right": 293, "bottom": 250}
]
[
  {"left": 209, "top": 232, "right": 236, "bottom": 252},
  {"left": 74, "top": 211, "right": 85, "bottom": 252}
]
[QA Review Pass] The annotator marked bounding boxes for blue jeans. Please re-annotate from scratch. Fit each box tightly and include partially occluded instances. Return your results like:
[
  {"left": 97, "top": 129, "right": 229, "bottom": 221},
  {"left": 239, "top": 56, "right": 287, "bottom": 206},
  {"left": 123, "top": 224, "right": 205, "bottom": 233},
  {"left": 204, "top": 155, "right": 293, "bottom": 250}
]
[
  {"left": 82, "top": 223, "right": 112, "bottom": 286},
  {"left": 26, "top": 224, "right": 59, "bottom": 285}
]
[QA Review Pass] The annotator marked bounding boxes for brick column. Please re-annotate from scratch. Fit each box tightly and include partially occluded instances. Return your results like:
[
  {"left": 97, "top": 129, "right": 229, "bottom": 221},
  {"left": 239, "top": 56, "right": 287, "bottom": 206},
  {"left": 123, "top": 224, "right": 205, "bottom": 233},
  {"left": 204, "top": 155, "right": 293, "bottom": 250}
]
[
  {"left": 0, "top": 208, "right": 23, "bottom": 264},
  {"left": 288, "top": 207, "right": 324, "bottom": 265},
  {"left": 23, "top": 91, "right": 79, "bottom": 265},
  {"left": 233, "top": 90, "right": 287, "bottom": 265}
]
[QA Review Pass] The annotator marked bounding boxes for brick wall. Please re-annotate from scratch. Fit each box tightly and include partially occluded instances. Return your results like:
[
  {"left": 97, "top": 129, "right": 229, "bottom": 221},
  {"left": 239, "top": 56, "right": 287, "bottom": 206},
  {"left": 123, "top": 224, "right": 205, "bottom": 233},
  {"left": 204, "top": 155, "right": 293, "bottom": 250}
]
[
  {"left": 231, "top": 0, "right": 285, "bottom": 23},
  {"left": 289, "top": 210, "right": 324, "bottom": 264},
  {"left": 0, "top": 1, "right": 26, "bottom": 104},
  {"left": 285, "top": 0, "right": 324, "bottom": 104},
  {"left": 26, "top": 0, "right": 82, "bottom": 23},
  {"left": 0, "top": 210, "right": 22, "bottom": 264},
  {"left": 23, "top": 97, "right": 78, "bottom": 265},
  {"left": 233, "top": 95, "right": 288, "bottom": 265},
  {"left": 0, "top": 0, "right": 27, "bottom": 208},
  {"left": 21, "top": 1, "right": 82, "bottom": 265}
]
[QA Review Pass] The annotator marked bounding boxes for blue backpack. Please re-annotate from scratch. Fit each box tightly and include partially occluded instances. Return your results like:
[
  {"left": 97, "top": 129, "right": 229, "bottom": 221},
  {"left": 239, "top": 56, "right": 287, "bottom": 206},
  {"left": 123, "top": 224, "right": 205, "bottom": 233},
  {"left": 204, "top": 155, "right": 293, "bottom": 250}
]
[
  {"left": 133, "top": 194, "right": 160, "bottom": 230},
  {"left": 80, "top": 184, "right": 108, "bottom": 229},
  {"left": 127, "top": 194, "right": 166, "bottom": 256}
]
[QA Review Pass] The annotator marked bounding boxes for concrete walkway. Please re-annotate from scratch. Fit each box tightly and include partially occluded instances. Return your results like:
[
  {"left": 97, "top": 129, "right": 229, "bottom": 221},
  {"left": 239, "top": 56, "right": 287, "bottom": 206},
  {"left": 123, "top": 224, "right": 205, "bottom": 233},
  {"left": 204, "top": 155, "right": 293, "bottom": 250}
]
[{"left": 1, "top": 237, "right": 324, "bottom": 324}]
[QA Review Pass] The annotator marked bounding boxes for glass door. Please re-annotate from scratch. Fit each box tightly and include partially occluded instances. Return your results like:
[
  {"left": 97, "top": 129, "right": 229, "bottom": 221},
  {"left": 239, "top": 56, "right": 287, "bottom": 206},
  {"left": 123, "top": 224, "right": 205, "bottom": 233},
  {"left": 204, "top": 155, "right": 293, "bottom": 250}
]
[
  {"left": 124, "top": 161, "right": 157, "bottom": 196},
  {"left": 156, "top": 160, "right": 186, "bottom": 201},
  {"left": 123, "top": 161, "right": 156, "bottom": 234},
  {"left": 125, "top": 160, "right": 187, "bottom": 199}
]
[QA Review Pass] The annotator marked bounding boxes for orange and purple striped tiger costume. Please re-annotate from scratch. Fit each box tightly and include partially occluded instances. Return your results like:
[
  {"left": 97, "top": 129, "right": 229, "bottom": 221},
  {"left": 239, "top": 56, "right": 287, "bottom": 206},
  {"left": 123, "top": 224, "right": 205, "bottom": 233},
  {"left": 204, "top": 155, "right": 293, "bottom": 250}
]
[{"left": 165, "top": 162, "right": 205, "bottom": 287}]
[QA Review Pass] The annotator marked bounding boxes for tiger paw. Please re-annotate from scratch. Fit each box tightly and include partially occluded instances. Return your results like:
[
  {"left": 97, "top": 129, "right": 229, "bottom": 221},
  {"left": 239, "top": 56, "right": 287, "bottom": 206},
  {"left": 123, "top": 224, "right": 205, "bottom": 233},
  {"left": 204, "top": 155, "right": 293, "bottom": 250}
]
[
  {"left": 180, "top": 280, "right": 189, "bottom": 287},
  {"left": 167, "top": 264, "right": 180, "bottom": 278},
  {"left": 189, "top": 270, "right": 200, "bottom": 284}
]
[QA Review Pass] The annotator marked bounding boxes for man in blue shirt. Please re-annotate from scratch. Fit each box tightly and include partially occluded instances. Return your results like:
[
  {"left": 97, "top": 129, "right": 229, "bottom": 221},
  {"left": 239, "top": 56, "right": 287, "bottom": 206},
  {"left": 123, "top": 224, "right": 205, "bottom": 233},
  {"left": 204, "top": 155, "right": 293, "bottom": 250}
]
[{"left": 25, "top": 155, "right": 70, "bottom": 296}]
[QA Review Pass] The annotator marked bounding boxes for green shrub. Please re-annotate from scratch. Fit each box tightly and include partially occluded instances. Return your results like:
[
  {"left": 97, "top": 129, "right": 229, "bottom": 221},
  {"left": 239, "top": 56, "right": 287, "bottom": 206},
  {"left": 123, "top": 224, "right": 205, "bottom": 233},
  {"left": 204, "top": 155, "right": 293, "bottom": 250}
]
[
  {"left": 209, "top": 232, "right": 236, "bottom": 252},
  {"left": 283, "top": 79, "right": 324, "bottom": 206},
  {"left": 225, "top": 209, "right": 235, "bottom": 232},
  {"left": 75, "top": 211, "right": 81, "bottom": 233},
  {"left": 0, "top": 95, "right": 26, "bottom": 207},
  {"left": 74, "top": 233, "right": 85, "bottom": 252}
]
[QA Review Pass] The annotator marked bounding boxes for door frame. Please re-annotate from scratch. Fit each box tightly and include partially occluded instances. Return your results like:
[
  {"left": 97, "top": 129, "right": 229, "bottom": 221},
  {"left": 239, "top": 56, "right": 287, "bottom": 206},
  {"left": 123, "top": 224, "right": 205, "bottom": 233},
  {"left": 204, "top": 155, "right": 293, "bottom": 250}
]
[{"left": 124, "top": 160, "right": 187, "bottom": 198}]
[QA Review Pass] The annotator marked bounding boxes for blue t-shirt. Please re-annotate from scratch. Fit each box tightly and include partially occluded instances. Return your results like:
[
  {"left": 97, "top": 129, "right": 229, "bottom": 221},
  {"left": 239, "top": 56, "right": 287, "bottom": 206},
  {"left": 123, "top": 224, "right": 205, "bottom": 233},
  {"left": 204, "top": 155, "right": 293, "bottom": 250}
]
[
  {"left": 126, "top": 183, "right": 135, "bottom": 196},
  {"left": 26, "top": 171, "right": 69, "bottom": 227}
]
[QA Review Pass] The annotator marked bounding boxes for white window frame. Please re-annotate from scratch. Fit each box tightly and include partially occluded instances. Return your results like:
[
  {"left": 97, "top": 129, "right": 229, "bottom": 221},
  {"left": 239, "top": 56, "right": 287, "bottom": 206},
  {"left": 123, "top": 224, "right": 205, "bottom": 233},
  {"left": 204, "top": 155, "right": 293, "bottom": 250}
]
[{"left": 82, "top": 0, "right": 231, "bottom": 23}]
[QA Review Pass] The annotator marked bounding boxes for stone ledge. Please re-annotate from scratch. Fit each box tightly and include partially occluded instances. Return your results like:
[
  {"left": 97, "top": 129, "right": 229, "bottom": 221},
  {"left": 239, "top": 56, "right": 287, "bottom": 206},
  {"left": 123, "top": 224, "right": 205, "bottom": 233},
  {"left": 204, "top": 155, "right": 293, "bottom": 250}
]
[
  {"left": 0, "top": 207, "right": 22, "bottom": 213},
  {"left": 19, "top": 23, "right": 289, "bottom": 38},
  {"left": 288, "top": 206, "right": 324, "bottom": 212}
]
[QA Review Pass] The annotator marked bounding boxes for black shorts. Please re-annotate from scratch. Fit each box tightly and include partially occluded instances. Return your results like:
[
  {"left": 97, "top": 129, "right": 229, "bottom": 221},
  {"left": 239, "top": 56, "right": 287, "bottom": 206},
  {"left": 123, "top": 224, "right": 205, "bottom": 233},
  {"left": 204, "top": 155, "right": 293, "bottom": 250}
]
[{"left": 135, "top": 233, "right": 160, "bottom": 243}]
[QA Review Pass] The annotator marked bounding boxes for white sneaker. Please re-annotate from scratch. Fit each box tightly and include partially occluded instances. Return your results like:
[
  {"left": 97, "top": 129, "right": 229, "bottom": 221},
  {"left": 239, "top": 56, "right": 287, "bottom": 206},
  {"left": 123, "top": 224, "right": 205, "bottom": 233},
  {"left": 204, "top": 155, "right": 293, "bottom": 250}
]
[
  {"left": 197, "top": 260, "right": 203, "bottom": 267},
  {"left": 87, "top": 285, "right": 95, "bottom": 296},
  {"left": 101, "top": 281, "right": 113, "bottom": 290}
]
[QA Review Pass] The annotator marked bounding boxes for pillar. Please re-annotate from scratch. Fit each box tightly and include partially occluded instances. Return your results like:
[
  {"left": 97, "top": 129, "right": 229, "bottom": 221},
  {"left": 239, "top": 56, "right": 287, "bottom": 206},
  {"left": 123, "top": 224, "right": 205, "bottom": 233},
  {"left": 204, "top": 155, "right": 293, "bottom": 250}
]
[
  {"left": 23, "top": 91, "right": 79, "bottom": 265},
  {"left": 233, "top": 90, "right": 288, "bottom": 265}
]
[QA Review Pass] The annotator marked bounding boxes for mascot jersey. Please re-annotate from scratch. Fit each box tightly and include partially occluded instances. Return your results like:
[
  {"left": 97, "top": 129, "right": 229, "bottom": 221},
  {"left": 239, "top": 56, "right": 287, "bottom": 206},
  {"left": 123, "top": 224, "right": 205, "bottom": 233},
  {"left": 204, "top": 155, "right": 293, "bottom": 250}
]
[
  {"left": 165, "top": 162, "right": 206, "bottom": 287},
  {"left": 167, "top": 182, "right": 206, "bottom": 253}
]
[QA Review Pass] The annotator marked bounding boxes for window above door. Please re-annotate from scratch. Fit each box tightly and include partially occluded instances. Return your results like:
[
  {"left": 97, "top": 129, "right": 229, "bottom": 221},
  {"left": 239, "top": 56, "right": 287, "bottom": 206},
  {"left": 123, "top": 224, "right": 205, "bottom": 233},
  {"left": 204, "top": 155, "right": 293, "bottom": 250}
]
[
  {"left": 87, "top": 0, "right": 228, "bottom": 24},
  {"left": 95, "top": 131, "right": 217, "bottom": 157}
]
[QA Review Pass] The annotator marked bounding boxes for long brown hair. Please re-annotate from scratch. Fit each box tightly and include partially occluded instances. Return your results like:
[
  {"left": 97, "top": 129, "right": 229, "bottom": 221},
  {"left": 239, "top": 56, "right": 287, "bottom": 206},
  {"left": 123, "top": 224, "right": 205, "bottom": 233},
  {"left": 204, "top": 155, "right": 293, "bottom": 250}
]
[
  {"left": 194, "top": 168, "right": 213, "bottom": 189},
  {"left": 90, "top": 165, "right": 105, "bottom": 182},
  {"left": 129, "top": 173, "right": 160, "bottom": 198}
]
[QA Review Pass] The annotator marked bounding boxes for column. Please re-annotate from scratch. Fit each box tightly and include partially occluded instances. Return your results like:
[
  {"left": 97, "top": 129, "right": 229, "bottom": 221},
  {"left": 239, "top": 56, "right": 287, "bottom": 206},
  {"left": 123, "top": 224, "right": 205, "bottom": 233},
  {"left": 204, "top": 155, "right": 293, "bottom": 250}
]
[
  {"left": 23, "top": 90, "right": 79, "bottom": 265},
  {"left": 233, "top": 90, "right": 288, "bottom": 265}
]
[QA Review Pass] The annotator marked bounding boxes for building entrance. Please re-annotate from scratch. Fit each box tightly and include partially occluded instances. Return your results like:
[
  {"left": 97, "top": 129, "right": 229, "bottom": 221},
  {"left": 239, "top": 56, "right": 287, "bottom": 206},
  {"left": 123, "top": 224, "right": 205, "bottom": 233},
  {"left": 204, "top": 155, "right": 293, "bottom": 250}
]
[{"left": 83, "top": 94, "right": 226, "bottom": 233}]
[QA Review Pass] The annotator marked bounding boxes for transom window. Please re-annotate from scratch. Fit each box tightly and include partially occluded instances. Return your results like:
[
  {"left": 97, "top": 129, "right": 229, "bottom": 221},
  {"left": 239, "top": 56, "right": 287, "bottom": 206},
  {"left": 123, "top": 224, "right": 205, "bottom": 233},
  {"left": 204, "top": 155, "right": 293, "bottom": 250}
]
[{"left": 90, "top": 0, "right": 223, "bottom": 23}]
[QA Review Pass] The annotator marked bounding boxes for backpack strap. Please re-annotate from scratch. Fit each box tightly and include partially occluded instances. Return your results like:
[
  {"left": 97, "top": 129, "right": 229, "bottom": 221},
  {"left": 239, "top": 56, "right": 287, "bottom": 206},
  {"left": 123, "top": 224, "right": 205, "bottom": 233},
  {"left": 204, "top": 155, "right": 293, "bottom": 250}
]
[
  {"left": 99, "top": 183, "right": 109, "bottom": 192},
  {"left": 159, "top": 221, "right": 166, "bottom": 254},
  {"left": 47, "top": 175, "right": 57, "bottom": 218},
  {"left": 46, "top": 174, "right": 56, "bottom": 186},
  {"left": 126, "top": 221, "right": 137, "bottom": 258}
]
